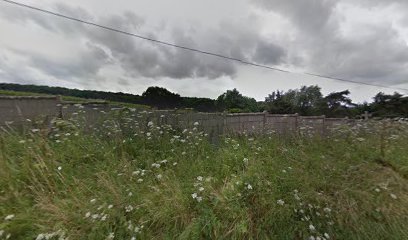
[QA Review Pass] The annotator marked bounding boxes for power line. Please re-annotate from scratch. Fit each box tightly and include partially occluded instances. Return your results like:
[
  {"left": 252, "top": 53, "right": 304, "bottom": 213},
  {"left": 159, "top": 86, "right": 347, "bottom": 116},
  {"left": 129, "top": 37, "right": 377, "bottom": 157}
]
[{"left": 1, "top": 0, "right": 408, "bottom": 92}]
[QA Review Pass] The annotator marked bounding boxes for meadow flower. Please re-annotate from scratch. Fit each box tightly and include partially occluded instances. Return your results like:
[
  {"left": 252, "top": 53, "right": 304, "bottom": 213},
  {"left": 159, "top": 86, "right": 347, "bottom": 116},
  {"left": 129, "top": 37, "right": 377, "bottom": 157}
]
[
  {"left": 4, "top": 214, "right": 14, "bottom": 221},
  {"left": 196, "top": 196, "right": 203, "bottom": 202},
  {"left": 243, "top": 158, "right": 249, "bottom": 164},
  {"left": 137, "top": 178, "right": 143, "bottom": 183},
  {"left": 191, "top": 193, "right": 198, "bottom": 199},
  {"left": 85, "top": 212, "right": 91, "bottom": 218},
  {"left": 294, "top": 194, "right": 301, "bottom": 201},
  {"left": 324, "top": 233, "right": 330, "bottom": 239},
  {"left": 194, "top": 122, "right": 199, "bottom": 126},
  {"left": 390, "top": 193, "right": 397, "bottom": 199},
  {"left": 152, "top": 163, "right": 161, "bottom": 168},
  {"left": 132, "top": 171, "right": 140, "bottom": 176},
  {"left": 57, "top": 166, "right": 62, "bottom": 171},
  {"left": 91, "top": 214, "right": 99, "bottom": 219},
  {"left": 199, "top": 187, "right": 205, "bottom": 192},
  {"left": 156, "top": 174, "right": 162, "bottom": 180},
  {"left": 375, "top": 188, "right": 380, "bottom": 192},
  {"left": 277, "top": 199, "right": 285, "bottom": 205},
  {"left": 19, "top": 140, "right": 26, "bottom": 144},
  {"left": 309, "top": 224, "right": 316, "bottom": 231},
  {"left": 125, "top": 205, "right": 134, "bottom": 212},
  {"left": 197, "top": 176, "right": 203, "bottom": 181},
  {"left": 101, "top": 214, "right": 108, "bottom": 221},
  {"left": 107, "top": 232, "right": 115, "bottom": 239},
  {"left": 173, "top": 162, "right": 178, "bottom": 166},
  {"left": 108, "top": 205, "right": 113, "bottom": 209},
  {"left": 246, "top": 184, "right": 253, "bottom": 190},
  {"left": 90, "top": 199, "right": 97, "bottom": 204}
]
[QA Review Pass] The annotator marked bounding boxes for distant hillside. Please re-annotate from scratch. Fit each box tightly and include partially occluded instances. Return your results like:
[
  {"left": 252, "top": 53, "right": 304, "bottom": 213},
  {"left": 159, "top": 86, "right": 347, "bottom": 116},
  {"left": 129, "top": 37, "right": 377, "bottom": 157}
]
[{"left": 0, "top": 83, "right": 218, "bottom": 112}]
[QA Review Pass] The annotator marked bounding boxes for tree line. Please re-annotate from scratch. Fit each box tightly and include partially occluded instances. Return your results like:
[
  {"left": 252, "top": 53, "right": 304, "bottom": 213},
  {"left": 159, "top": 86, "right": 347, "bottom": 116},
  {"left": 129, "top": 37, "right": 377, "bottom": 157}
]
[{"left": 1, "top": 83, "right": 407, "bottom": 118}]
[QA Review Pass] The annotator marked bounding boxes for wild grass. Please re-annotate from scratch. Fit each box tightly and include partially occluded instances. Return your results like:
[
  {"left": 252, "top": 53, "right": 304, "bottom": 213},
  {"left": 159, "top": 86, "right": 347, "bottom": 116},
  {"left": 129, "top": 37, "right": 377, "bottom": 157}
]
[{"left": 0, "top": 111, "right": 408, "bottom": 240}]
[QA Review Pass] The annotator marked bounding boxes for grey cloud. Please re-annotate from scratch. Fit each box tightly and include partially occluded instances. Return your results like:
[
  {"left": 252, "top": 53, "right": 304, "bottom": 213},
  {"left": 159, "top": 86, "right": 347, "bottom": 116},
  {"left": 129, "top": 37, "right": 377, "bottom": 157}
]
[
  {"left": 0, "top": 2, "right": 286, "bottom": 81},
  {"left": 251, "top": 0, "right": 408, "bottom": 87},
  {"left": 253, "top": 0, "right": 337, "bottom": 34},
  {"left": 311, "top": 24, "right": 408, "bottom": 85},
  {"left": 252, "top": 40, "right": 286, "bottom": 65},
  {"left": 10, "top": 42, "right": 111, "bottom": 81}
]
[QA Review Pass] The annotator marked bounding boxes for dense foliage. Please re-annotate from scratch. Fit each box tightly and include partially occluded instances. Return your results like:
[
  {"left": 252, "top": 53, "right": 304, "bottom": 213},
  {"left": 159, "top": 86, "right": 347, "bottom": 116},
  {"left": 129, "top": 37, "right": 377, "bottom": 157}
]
[{"left": 1, "top": 83, "right": 407, "bottom": 117}]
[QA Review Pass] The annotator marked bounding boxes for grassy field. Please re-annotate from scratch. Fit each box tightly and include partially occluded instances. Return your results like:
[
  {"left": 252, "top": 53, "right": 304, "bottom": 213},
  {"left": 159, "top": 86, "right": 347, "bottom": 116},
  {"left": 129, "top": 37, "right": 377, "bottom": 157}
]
[
  {"left": 0, "top": 90, "right": 150, "bottom": 109},
  {"left": 0, "top": 113, "right": 408, "bottom": 239}
]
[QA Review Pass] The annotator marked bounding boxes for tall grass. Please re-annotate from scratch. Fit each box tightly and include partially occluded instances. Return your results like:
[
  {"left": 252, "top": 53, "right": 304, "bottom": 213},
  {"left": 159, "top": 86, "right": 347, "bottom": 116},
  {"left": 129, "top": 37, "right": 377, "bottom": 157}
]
[{"left": 0, "top": 110, "right": 408, "bottom": 239}]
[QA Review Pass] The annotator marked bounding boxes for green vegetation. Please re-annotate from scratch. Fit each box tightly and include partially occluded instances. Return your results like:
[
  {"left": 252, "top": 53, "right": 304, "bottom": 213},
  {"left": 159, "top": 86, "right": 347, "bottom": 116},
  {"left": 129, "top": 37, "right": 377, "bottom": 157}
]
[
  {"left": 1, "top": 82, "right": 408, "bottom": 117},
  {"left": 1, "top": 111, "right": 408, "bottom": 239},
  {"left": 0, "top": 89, "right": 150, "bottom": 109}
]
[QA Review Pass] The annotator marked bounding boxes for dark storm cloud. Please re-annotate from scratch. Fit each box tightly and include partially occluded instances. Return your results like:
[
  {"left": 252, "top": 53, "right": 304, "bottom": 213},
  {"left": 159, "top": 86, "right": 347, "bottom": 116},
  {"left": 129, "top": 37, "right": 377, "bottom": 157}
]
[
  {"left": 253, "top": 0, "right": 337, "bottom": 34},
  {"left": 252, "top": 0, "right": 408, "bottom": 86},
  {"left": 0, "top": 2, "right": 286, "bottom": 82},
  {"left": 253, "top": 40, "right": 286, "bottom": 65},
  {"left": 25, "top": 42, "right": 111, "bottom": 80}
]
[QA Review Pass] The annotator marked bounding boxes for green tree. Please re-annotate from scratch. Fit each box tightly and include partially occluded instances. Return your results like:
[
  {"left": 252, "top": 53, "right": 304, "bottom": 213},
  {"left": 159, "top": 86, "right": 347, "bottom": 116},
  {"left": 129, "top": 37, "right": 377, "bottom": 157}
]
[
  {"left": 216, "top": 88, "right": 259, "bottom": 112},
  {"left": 142, "top": 86, "right": 181, "bottom": 109},
  {"left": 323, "top": 90, "right": 354, "bottom": 117}
]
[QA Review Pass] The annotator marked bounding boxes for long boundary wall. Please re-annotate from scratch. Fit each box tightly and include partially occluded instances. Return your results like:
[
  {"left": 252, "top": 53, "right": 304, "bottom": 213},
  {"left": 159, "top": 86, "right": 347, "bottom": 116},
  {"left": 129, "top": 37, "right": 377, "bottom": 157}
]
[{"left": 0, "top": 97, "right": 354, "bottom": 135}]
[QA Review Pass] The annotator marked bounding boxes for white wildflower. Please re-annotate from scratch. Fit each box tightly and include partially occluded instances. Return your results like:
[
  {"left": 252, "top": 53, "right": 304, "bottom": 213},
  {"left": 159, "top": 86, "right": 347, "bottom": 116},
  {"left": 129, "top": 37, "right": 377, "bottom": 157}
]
[
  {"left": 107, "top": 232, "right": 115, "bottom": 239},
  {"left": 199, "top": 187, "right": 205, "bottom": 192},
  {"left": 390, "top": 193, "right": 397, "bottom": 199},
  {"left": 57, "top": 166, "right": 62, "bottom": 171},
  {"left": 309, "top": 224, "right": 316, "bottom": 231},
  {"left": 108, "top": 205, "right": 113, "bottom": 209},
  {"left": 85, "top": 212, "right": 91, "bottom": 218},
  {"left": 197, "top": 176, "right": 203, "bottom": 181},
  {"left": 191, "top": 193, "right": 198, "bottom": 199},
  {"left": 194, "top": 122, "right": 199, "bottom": 126},
  {"left": 243, "top": 158, "right": 249, "bottom": 164},
  {"left": 90, "top": 199, "right": 97, "bottom": 204},
  {"left": 4, "top": 214, "right": 14, "bottom": 221},
  {"left": 156, "top": 174, "right": 162, "bottom": 180},
  {"left": 277, "top": 199, "right": 285, "bottom": 206},
  {"left": 323, "top": 207, "right": 331, "bottom": 213},
  {"left": 125, "top": 205, "right": 134, "bottom": 212},
  {"left": 246, "top": 184, "right": 253, "bottom": 190},
  {"left": 196, "top": 196, "right": 203, "bottom": 202},
  {"left": 324, "top": 233, "right": 330, "bottom": 239}
]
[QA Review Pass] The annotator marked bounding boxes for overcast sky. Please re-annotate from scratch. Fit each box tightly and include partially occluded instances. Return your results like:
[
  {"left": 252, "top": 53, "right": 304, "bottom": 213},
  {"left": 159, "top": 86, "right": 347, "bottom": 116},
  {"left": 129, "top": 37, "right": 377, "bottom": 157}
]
[{"left": 1, "top": 0, "right": 408, "bottom": 102}]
